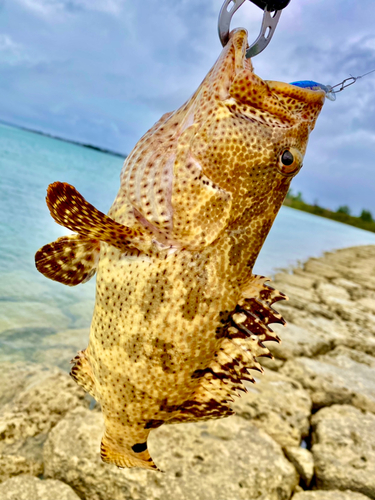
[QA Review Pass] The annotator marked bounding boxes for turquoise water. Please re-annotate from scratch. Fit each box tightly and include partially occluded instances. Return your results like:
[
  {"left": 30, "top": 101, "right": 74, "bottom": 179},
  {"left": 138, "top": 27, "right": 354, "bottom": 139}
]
[{"left": 1, "top": 122, "right": 375, "bottom": 367}]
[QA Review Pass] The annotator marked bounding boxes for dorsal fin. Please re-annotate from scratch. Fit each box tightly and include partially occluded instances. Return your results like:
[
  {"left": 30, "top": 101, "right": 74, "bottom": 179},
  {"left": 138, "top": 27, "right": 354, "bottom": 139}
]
[
  {"left": 46, "top": 182, "right": 144, "bottom": 251},
  {"left": 183, "top": 275, "right": 287, "bottom": 413}
]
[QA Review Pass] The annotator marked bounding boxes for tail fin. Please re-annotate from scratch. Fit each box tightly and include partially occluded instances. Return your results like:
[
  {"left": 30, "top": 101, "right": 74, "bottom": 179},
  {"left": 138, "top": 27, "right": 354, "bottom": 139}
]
[{"left": 100, "top": 434, "right": 160, "bottom": 471}]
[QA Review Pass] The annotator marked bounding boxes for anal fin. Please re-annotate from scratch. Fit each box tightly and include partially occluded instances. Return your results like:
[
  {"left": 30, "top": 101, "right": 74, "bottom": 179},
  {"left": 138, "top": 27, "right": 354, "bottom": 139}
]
[
  {"left": 35, "top": 234, "right": 100, "bottom": 286},
  {"left": 70, "top": 350, "right": 97, "bottom": 398}
]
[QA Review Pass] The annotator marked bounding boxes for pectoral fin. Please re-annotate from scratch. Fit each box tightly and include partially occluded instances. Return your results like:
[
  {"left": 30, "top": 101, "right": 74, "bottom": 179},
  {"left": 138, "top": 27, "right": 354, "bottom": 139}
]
[
  {"left": 46, "top": 182, "right": 144, "bottom": 250},
  {"left": 35, "top": 234, "right": 100, "bottom": 286}
]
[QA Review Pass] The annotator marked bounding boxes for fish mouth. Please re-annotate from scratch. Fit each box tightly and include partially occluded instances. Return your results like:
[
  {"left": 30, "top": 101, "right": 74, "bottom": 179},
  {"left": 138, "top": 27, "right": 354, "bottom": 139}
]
[
  {"left": 222, "top": 29, "right": 326, "bottom": 127},
  {"left": 265, "top": 80, "right": 326, "bottom": 106}
]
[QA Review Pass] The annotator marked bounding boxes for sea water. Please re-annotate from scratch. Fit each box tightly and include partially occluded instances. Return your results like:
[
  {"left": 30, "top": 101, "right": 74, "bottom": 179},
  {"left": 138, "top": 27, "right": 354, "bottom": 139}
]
[{"left": 1, "top": 122, "right": 375, "bottom": 367}]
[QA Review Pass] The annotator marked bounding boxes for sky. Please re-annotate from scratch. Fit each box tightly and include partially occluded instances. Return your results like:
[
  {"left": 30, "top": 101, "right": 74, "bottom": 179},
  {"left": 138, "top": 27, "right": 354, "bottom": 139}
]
[{"left": 0, "top": 0, "right": 374, "bottom": 215}]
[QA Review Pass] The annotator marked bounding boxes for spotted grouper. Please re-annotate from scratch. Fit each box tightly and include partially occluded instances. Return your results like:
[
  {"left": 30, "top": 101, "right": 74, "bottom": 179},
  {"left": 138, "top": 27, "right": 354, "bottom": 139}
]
[{"left": 35, "top": 29, "right": 325, "bottom": 470}]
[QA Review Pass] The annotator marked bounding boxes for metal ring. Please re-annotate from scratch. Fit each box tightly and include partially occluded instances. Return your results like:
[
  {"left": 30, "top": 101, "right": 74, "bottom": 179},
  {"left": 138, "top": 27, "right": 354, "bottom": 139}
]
[{"left": 218, "top": 0, "right": 284, "bottom": 58}]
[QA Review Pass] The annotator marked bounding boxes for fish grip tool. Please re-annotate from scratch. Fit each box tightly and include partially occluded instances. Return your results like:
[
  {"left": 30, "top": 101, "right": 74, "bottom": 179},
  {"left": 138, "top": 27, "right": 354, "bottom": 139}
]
[{"left": 218, "top": 0, "right": 291, "bottom": 58}]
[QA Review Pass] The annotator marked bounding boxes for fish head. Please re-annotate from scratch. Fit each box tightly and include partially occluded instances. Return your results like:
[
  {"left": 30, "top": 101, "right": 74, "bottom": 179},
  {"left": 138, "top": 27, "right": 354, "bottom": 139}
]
[
  {"left": 111, "top": 28, "right": 326, "bottom": 253},
  {"left": 190, "top": 28, "right": 326, "bottom": 222}
]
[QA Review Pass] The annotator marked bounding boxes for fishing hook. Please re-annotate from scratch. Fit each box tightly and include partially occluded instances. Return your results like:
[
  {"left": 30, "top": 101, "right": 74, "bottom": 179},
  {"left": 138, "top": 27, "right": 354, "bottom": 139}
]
[{"left": 218, "top": 0, "right": 291, "bottom": 58}]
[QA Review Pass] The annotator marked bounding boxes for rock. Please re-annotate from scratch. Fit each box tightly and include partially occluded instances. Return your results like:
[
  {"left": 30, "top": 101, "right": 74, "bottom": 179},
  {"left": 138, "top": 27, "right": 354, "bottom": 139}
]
[
  {"left": 0, "top": 368, "right": 89, "bottom": 442},
  {"left": 0, "top": 363, "right": 89, "bottom": 482},
  {"left": 44, "top": 406, "right": 298, "bottom": 500},
  {"left": 315, "top": 281, "right": 352, "bottom": 309},
  {"left": 272, "top": 246, "right": 375, "bottom": 361},
  {"left": 0, "top": 455, "right": 43, "bottom": 483},
  {"left": 332, "top": 278, "right": 366, "bottom": 301},
  {"left": 280, "top": 347, "right": 375, "bottom": 412},
  {"left": 284, "top": 446, "right": 314, "bottom": 486},
  {"left": 293, "top": 490, "right": 370, "bottom": 500},
  {"left": 311, "top": 405, "right": 375, "bottom": 498},
  {"left": 0, "top": 475, "right": 80, "bottom": 500},
  {"left": 271, "top": 322, "right": 331, "bottom": 360},
  {"left": 0, "top": 362, "right": 51, "bottom": 408},
  {"left": 303, "top": 257, "right": 344, "bottom": 280},
  {"left": 232, "top": 370, "right": 312, "bottom": 447},
  {"left": 258, "top": 356, "right": 284, "bottom": 371}
]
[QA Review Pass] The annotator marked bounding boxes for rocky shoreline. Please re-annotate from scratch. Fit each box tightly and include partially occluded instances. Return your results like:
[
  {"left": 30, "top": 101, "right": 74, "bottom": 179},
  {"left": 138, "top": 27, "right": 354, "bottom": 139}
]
[{"left": 1, "top": 245, "right": 375, "bottom": 500}]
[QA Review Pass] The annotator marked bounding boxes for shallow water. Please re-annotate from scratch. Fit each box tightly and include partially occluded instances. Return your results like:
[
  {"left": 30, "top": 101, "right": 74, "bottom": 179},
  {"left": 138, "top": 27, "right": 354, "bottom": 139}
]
[{"left": 1, "top": 122, "right": 375, "bottom": 368}]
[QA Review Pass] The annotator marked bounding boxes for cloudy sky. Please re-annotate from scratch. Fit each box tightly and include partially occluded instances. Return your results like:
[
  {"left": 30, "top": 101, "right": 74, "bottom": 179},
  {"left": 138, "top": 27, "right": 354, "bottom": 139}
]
[{"left": 1, "top": 0, "right": 374, "bottom": 215}]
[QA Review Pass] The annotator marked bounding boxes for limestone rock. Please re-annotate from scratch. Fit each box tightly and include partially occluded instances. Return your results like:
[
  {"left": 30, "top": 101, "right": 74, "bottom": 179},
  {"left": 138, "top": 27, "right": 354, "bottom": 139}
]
[
  {"left": 44, "top": 406, "right": 298, "bottom": 500},
  {"left": 0, "top": 368, "right": 89, "bottom": 442},
  {"left": 0, "top": 363, "right": 89, "bottom": 482},
  {"left": 257, "top": 356, "right": 284, "bottom": 371},
  {"left": 303, "top": 257, "right": 344, "bottom": 280},
  {"left": 0, "top": 362, "right": 51, "bottom": 408},
  {"left": 0, "top": 454, "right": 43, "bottom": 484},
  {"left": 284, "top": 446, "right": 314, "bottom": 486},
  {"left": 280, "top": 347, "right": 375, "bottom": 412},
  {"left": 293, "top": 490, "right": 370, "bottom": 500},
  {"left": 311, "top": 405, "right": 375, "bottom": 498},
  {"left": 271, "top": 322, "right": 331, "bottom": 360},
  {"left": 232, "top": 370, "right": 312, "bottom": 447},
  {"left": 0, "top": 475, "right": 80, "bottom": 500},
  {"left": 272, "top": 246, "right": 375, "bottom": 361},
  {"left": 314, "top": 281, "right": 352, "bottom": 309}
]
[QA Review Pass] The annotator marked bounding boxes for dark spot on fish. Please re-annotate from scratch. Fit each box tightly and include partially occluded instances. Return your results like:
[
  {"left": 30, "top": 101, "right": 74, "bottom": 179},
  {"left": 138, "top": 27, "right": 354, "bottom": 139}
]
[
  {"left": 144, "top": 419, "right": 164, "bottom": 429},
  {"left": 191, "top": 368, "right": 207, "bottom": 379},
  {"left": 132, "top": 442, "right": 147, "bottom": 453},
  {"left": 152, "top": 339, "right": 176, "bottom": 373},
  {"left": 215, "top": 310, "right": 231, "bottom": 339},
  {"left": 159, "top": 397, "right": 180, "bottom": 413},
  {"left": 141, "top": 274, "right": 172, "bottom": 319}
]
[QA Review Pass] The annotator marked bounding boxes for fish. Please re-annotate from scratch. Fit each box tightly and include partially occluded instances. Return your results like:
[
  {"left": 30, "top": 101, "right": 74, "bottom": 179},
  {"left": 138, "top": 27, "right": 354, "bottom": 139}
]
[{"left": 35, "top": 28, "right": 325, "bottom": 471}]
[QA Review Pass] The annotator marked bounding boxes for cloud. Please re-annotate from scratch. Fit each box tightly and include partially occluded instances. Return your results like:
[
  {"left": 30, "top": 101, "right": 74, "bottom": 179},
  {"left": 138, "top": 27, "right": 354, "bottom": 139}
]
[
  {"left": 0, "top": 33, "right": 37, "bottom": 65},
  {"left": 0, "top": 33, "right": 17, "bottom": 50},
  {"left": 15, "top": 0, "right": 125, "bottom": 16}
]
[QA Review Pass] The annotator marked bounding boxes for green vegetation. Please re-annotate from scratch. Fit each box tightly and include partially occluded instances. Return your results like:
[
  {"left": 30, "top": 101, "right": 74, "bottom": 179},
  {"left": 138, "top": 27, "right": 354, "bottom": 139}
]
[{"left": 284, "top": 190, "right": 375, "bottom": 233}]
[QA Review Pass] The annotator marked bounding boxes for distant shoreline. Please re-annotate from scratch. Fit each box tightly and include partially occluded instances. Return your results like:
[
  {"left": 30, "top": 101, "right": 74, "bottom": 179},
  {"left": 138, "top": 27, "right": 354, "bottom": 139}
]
[
  {"left": 0, "top": 120, "right": 126, "bottom": 159},
  {"left": 284, "top": 196, "right": 375, "bottom": 234}
]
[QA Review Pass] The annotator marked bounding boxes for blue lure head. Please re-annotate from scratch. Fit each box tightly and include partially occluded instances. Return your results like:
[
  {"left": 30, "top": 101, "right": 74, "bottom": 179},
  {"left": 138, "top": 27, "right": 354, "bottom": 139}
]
[{"left": 289, "top": 80, "right": 336, "bottom": 101}]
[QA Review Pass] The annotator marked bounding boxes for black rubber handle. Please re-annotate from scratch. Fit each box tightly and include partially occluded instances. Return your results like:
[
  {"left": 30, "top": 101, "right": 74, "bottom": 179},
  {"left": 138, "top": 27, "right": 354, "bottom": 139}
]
[{"left": 249, "top": 0, "right": 291, "bottom": 11}]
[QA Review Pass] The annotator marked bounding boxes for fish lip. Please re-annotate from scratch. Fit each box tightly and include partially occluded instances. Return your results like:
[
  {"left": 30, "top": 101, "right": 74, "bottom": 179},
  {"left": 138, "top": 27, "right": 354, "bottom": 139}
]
[{"left": 265, "top": 80, "right": 326, "bottom": 105}]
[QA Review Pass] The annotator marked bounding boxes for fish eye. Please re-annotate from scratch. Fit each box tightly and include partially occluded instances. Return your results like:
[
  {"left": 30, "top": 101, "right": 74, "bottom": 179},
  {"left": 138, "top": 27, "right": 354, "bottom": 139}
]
[
  {"left": 281, "top": 150, "right": 294, "bottom": 166},
  {"left": 278, "top": 148, "right": 303, "bottom": 175}
]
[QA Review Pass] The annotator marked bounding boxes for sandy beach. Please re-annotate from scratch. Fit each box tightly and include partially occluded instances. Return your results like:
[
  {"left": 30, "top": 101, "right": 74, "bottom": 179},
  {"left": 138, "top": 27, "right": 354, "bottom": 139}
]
[{"left": 1, "top": 245, "right": 375, "bottom": 500}]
